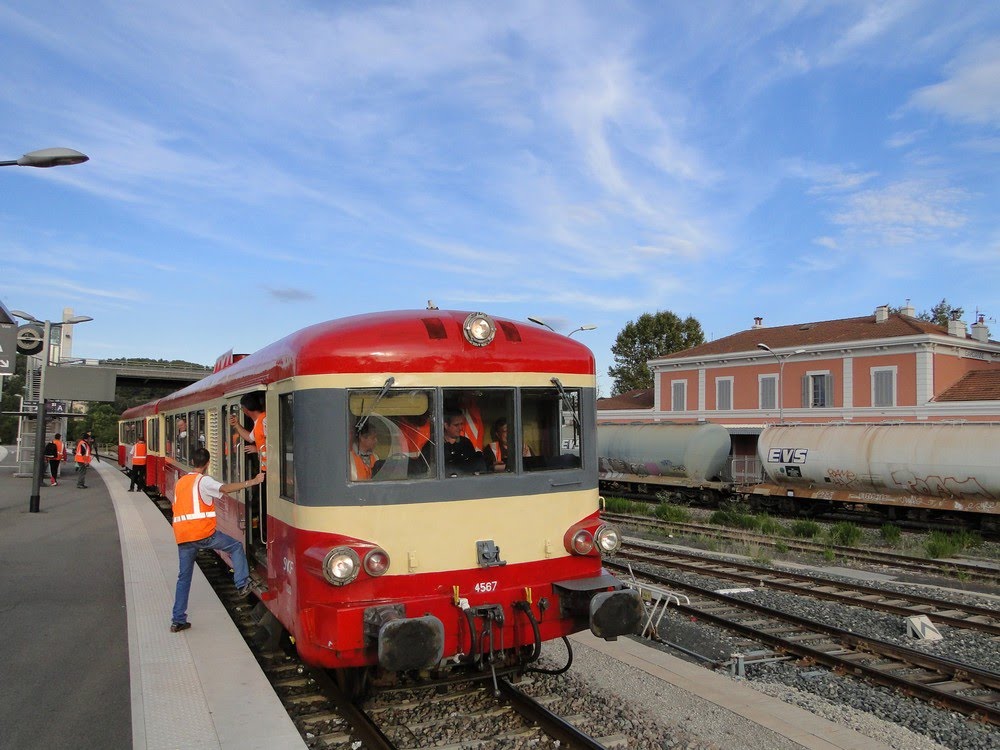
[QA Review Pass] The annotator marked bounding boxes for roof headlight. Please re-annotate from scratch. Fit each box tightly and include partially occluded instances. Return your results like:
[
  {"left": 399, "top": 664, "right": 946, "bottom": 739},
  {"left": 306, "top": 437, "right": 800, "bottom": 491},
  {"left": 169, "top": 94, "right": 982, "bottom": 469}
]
[
  {"left": 323, "top": 547, "right": 360, "bottom": 586},
  {"left": 463, "top": 312, "right": 496, "bottom": 347},
  {"left": 595, "top": 524, "right": 622, "bottom": 555},
  {"left": 363, "top": 548, "right": 390, "bottom": 577}
]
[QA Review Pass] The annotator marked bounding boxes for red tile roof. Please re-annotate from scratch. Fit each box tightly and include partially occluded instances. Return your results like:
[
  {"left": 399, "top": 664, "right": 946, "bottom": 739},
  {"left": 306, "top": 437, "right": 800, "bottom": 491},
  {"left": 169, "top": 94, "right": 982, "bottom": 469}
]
[
  {"left": 596, "top": 388, "right": 654, "bottom": 410},
  {"left": 934, "top": 370, "right": 1000, "bottom": 402},
  {"left": 658, "top": 313, "right": 951, "bottom": 359}
]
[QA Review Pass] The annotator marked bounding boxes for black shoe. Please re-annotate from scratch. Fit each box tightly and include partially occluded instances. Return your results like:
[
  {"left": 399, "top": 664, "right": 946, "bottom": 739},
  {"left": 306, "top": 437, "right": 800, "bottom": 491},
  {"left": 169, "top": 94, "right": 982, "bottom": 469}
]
[
  {"left": 127, "top": 489, "right": 134, "bottom": 492},
  {"left": 77, "top": 485, "right": 88, "bottom": 489},
  {"left": 170, "top": 622, "right": 191, "bottom": 633}
]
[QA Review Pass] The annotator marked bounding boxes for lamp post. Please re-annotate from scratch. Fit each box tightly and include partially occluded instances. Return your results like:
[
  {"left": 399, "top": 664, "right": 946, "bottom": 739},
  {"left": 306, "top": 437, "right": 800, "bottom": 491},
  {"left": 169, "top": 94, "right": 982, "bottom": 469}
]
[
  {"left": 0, "top": 148, "right": 89, "bottom": 168},
  {"left": 528, "top": 318, "right": 597, "bottom": 337},
  {"left": 12, "top": 310, "right": 93, "bottom": 513},
  {"left": 756, "top": 344, "right": 805, "bottom": 423}
]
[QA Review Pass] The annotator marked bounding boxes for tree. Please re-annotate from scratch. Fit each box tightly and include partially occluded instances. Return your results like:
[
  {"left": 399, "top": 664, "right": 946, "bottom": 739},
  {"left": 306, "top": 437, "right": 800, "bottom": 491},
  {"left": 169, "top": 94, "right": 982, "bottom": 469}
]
[
  {"left": 608, "top": 311, "right": 705, "bottom": 396},
  {"left": 891, "top": 299, "right": 963, "bottom": 327}
]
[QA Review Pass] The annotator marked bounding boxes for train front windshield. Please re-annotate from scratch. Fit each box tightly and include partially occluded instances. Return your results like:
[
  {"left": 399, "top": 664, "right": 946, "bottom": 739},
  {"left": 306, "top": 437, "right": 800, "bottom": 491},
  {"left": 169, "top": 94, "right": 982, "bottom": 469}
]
[{"left": 347, "top": 387, "right": 582, "bottom": 482}]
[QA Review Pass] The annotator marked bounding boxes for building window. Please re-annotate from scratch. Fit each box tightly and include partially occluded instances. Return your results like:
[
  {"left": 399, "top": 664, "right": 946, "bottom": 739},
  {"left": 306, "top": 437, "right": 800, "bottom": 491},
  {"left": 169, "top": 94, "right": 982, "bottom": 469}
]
[
  {"left": 671, "top": 381, "right": 686, "bottom": 411},
  {"left": 802, "top": 372, "right": 833, "bottom": 408},
  {"left": 872, "top": 367, "right": 896, "bottom": 408},
  {"left": 759, "top": 375, "right": 776, "bottom": 411},
  {"left": 716, "top": 378, "right": 732, "bottom": 411}
]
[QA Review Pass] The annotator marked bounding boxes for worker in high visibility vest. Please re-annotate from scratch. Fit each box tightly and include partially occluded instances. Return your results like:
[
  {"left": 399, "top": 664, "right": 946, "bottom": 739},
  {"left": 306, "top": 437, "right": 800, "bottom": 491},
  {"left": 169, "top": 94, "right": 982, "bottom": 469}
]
[
  {"left": 128, "top": 437, "right": 147, "bottom": 492},
  {"left": 75, "top": 432, "right": 93, "bottom": 489},
  {"left": 350, "top": 421, "right": 380, "bottom": 481},
  {"left": 170, "top": 446, "right": 264, "bottom": 633}
]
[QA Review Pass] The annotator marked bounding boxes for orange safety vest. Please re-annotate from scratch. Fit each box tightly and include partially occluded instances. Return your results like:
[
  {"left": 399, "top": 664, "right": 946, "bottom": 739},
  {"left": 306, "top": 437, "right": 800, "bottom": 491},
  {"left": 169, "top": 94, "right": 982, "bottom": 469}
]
[
  {"left": 132, "top": 442, "right": 147, "bottom": 466},
  {"left": 253, "top": 414, "right": 267, "bottom": 472},
  {"left": 350, "top": 450, "right": 378, "bottom": 481},
  {"left": 172, "top": 472, "right": 217, "bottom": 543},
  {"left": 75, "top": 440, "right": 92, "bottom": 465},
  {"left": 401, "top": 418, "right": 431, "bottom": 455},
  {"left": 487, "top": 441, "right": 503, "bottom": 464},
  {"left": 461, "top": 402, "right": 484, "bottom": 451},
  {"left": 54, "top": 439, "right": 65, "bottom": 461}
]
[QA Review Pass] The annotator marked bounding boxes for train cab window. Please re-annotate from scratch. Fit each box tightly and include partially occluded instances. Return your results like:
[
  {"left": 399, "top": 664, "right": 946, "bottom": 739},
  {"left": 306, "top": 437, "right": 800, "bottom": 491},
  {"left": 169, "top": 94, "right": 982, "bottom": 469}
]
[
  {"left": 175, "top": 414, "right": 188, "bottom": 462},
  {"left": 225, "top": 403, "right": 244, "bottom": 483},
  {"left": 279, "top": 393, "right": 295, "bottom": 499},
  {"left": 442, "top": 388, "right": 516, "bottom": 475},
  {"left": 521, "top": 387, "right": 582, "bottom": 471},
  {"left": 348, "top": 388, "right": 436, "bottom": 482},
  {"left": 191, "top": 410, "right": 206, "bottom": 456}
]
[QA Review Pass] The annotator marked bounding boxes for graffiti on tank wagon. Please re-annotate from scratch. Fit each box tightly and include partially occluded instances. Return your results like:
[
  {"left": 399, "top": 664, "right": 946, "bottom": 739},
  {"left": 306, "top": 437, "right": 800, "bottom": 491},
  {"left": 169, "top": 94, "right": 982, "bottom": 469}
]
[
  {"left": 825, "top": 467, "right": 859, "bottom": 487},
  {"left": 890, "top": 470, "right": 998, "bottom": 502}
]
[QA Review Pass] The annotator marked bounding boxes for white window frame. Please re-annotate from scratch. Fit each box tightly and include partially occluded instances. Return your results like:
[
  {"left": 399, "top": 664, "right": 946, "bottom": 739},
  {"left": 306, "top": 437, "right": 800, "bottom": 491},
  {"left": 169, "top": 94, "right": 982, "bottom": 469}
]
[
  {"left": 871, "top": 366, "right": 897, "bottom": 408},
  {"left": 758, "top": 374, "right": 777, "bottom": 411},
  {"left": 715, "top": 376, "right": 733, "bottom": 411},
  {"left": 805, "top": 370, "right": 832, "bottom": 409},
  {"left": 671, "top": 380, "right": 687, "bottom": 412}
]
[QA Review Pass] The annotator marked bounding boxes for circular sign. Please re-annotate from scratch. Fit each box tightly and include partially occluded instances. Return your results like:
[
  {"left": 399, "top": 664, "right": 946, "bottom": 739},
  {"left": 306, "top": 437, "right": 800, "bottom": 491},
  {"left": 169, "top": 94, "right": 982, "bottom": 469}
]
[{"left": 16, "top": 325, "right": 44, "bottom": 356}]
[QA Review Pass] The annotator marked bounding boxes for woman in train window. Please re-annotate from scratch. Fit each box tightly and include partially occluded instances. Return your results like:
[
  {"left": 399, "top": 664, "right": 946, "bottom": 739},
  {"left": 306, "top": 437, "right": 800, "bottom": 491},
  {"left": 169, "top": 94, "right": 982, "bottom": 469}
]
[{"left": 484, "top": 417, "right": 532, "bottom": 473}]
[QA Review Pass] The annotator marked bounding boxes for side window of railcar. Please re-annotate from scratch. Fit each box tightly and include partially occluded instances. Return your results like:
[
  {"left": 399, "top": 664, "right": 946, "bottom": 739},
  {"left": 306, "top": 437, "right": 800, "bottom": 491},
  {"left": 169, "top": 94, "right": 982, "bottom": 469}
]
[
  {"left": 279, "top": 393, "right": 294, "bottom": 500},
  {"left": 175, "top": 414, "right": 187, "bottom": 462},
  {"left": 191, "top": 410, "right": 206, "bottom": 456},
  {"left": 347, "top": 389, "right": 435, "bottom": 482},
  {"left": 165, "top": 415, "right": 175, "bottom": 458},
  {"left": 521, "top": 388, "right": 582, "bottom": 471},
  {"left": 224, "top": 403, "right": 244, "bottom": 483}
]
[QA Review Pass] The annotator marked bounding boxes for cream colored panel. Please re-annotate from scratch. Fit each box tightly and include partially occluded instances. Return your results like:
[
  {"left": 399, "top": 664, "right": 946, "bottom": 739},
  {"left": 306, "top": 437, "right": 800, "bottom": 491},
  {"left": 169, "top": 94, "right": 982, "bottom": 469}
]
[{"left": 269, "top": 491, "right": 599, "bottom": 573}]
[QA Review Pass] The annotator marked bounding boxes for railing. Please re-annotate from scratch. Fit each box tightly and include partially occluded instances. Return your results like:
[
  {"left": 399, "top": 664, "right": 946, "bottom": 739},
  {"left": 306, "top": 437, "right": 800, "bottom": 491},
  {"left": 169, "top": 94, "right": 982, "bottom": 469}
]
[{"left": 730, "top": 455, "right": 763, "bottom": 484}]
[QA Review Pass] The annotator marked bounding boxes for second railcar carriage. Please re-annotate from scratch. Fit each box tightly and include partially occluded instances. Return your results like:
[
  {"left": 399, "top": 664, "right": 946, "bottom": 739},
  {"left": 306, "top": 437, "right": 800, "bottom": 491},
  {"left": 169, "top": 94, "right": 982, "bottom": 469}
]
[{"left": 146, "top": 309, "right": 641, "bottom": 676}]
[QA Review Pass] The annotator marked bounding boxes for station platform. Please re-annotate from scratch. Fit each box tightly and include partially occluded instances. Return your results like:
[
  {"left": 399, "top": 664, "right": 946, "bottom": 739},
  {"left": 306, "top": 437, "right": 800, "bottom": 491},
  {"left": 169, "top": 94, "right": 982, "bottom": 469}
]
[{"left": 0, "top": 455, "right": 304, "bottom": 750}]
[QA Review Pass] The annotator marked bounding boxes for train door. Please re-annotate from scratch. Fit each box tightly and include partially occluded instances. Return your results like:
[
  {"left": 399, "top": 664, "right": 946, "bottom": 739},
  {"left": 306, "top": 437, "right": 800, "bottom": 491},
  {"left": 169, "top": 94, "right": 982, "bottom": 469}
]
[{"left": 226, "top": 395, "right": 267, "bottom": 565}]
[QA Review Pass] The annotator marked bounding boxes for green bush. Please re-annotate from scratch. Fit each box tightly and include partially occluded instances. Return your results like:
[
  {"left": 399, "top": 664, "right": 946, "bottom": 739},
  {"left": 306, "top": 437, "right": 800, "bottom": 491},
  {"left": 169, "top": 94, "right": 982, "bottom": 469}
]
[
  {"left": 708, "top": 510, "right": 759, "bottom": 530},
  {"left": 880, "top": 524, "right": 901, "bottom": 545},
  {"left": 757, "top": 515, "right": 788, "bottom": 536},
  {"left": 828, "top": 522, "right": 862, "bottom": 547},
  {"left": 822, "top": 548, "right": 836, "bottom": 562},
  {"left": 603, "top": 496, "right": 653, "bottom": 516},
  {"left": 925, "top": 530, "right": 983, "bottom": 559},
  {"left": 790, "top": 520, "right": 822, "bottom": 539},
  {"left": 654, "top": 503, "right": 691, "bottom": 523}
]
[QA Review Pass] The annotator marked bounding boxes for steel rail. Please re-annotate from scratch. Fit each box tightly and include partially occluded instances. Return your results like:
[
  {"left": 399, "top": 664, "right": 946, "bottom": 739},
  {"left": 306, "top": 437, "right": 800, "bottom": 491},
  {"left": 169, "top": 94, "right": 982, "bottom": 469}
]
[
  {"left": 497, "top": 678, "right": 609, "bottom": 750},
  {"left": 607, "top": 560, "right": 1000, "bottom": 725},
  {"left": 619, "top": 542, "right": 1000, "bottom": 637}
]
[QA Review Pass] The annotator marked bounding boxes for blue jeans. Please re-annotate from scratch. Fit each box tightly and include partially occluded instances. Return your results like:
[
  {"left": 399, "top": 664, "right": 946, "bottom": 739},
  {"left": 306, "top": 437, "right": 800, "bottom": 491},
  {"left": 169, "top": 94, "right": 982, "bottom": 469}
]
[{"left": 171, "top": 530, "right": 250, "bottom": 625}]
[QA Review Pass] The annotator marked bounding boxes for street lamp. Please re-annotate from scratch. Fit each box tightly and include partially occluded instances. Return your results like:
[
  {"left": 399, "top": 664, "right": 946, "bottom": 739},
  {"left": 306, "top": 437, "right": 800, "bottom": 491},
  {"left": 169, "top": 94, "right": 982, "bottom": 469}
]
[
  {"left": 0, "top": 148, "right": 89, "bottom": 168},
  {"left": 527, "top": 316, "right": 556, "bottom": 332},
  {"left": 756, "top": 343, "right": 805, "bottom": 423},
  {"left": 12, "top": 310, "right": 93, "bottom": 513},
  {"left": 567, "top": 325, "right": 597, "bottom": 337}
]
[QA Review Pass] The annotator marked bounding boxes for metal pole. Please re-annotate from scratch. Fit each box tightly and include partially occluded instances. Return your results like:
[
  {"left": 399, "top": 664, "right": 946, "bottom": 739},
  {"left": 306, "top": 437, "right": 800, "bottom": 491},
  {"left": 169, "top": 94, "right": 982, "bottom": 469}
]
[
  {"left": 29, "top": 320, "right": 51, "bottom": 513},
  {"left": 778, "top": 357, "right": 784, "bottom": 424}
]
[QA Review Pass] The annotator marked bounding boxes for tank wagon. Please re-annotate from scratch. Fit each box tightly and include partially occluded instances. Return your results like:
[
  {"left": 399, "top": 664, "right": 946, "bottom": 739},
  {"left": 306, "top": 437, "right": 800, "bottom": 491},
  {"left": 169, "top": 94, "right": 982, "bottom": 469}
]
[
  {"left": 119, "top": 309, "right": 642, "bottom": 688},
  {"left": 752, "top": 422, "right": 1000, "bottom": 530},
  {"left": 597, "top": 422, "right": 735, "bottom": 503}
]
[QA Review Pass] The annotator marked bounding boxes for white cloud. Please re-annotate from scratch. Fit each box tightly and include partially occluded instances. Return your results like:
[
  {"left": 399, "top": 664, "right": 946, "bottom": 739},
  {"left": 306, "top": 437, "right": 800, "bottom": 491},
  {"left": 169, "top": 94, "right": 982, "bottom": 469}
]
[
  {"left": 784, "top": 159, "right": 879, "bottom": 194},
  {"left": 832, "top": 179, "right": 968, "bottom": 244},
  {"left": 910, "top": 38, "right": 1000, "bottom": 126},
  {"left": 813, "top": 236, "right": 838, "bottom": 250}
]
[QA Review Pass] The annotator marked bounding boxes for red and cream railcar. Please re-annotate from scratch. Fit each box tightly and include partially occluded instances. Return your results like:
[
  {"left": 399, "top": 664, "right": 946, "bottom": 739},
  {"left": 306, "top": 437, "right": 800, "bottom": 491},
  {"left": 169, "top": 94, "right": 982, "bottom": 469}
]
[
  {"left": 132, "top": 309, "right": 642, "bottom": 675},
  {"left": 119, "top": 402, "right": 163, "bottom": 489}
]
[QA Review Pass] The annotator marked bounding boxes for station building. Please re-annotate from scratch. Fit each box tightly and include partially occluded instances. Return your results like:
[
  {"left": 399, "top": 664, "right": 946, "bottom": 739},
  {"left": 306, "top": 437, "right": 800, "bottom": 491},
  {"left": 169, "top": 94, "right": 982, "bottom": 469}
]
[{"left": 597, "top": 304, "right": 1000, "bottom": 479}]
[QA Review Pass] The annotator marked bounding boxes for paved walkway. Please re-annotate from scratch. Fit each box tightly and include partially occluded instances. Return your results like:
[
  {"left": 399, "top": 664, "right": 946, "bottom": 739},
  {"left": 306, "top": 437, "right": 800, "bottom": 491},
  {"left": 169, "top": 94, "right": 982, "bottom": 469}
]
[{"left": 0, "top": 456, "right": 304, "bottom": 749}]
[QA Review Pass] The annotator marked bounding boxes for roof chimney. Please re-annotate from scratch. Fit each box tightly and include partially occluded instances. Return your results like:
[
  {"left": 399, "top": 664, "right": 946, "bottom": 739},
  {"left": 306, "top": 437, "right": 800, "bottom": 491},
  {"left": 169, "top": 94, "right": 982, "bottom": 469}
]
[
  {"left": 971, "top": 314, "right": 990, "bottom": 343},
  {"left": 947, "top": 313, "right": 967, "bottom": 338},
  {"left": 874, "top": 305, "right": 889, "bottom": 324},
  {"left": 752, "top": 316, "right": 763, "bottom": 329},
  {"left": 900, "top": 299, "right": 915, "bottom": 317}
]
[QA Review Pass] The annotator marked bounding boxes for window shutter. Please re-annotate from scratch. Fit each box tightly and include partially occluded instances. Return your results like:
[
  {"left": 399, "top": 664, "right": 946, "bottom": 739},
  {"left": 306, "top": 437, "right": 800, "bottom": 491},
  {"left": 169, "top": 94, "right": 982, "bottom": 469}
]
[{"left": 801, "top": 375, "right": 809, "bottom": 409}]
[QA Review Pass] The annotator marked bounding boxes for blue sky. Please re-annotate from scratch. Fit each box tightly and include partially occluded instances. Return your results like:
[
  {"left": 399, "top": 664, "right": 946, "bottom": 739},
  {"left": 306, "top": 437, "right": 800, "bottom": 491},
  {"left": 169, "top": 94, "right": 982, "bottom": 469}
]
[{"left": 1, "top": 1, "right": 998, "bottom": 395}]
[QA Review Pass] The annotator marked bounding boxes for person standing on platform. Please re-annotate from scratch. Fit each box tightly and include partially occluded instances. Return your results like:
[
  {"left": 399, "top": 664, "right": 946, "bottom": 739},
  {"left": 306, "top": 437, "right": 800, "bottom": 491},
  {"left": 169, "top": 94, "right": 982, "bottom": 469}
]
[
  {"left": 53, "top": 433, "right": 66, "bottom": 479},
  {"left": 170, "top": 447, "right": 264, "bottom": 633},
  {"left": 128, "top": 436, "right": 147, "bottom": 492},
  {"left": 44, "top": 437, "right": 59, "bottom": 486},
  {"left": 75, "top": 432, "right": 93, "bottom": 488}
]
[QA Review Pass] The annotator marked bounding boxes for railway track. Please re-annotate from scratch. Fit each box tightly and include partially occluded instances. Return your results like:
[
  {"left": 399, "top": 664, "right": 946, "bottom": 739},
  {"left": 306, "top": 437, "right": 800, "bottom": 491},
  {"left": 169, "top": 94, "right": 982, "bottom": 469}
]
[
  {"left": 618, "top": 540, "right": 1000, "bottom": 637},
  {"left": 602, "top": 511, "right": 1000, "bottom": 585},
  {"left": 606, "top": 558, "right": 1000, "bottom": 726}
]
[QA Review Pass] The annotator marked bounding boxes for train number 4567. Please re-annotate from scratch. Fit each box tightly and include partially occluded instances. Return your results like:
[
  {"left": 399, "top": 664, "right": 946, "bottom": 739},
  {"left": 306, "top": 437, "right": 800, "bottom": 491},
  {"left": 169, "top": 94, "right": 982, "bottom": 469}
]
[{"left": 474, "top": 581, "right": 498, "bottom": 593}]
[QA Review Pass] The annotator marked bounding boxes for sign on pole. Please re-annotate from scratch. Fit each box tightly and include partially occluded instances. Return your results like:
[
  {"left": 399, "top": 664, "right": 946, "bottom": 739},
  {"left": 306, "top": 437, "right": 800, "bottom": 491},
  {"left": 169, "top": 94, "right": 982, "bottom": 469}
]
[{"left": 0, "top": 324, "right": 15, "bottom": 376}]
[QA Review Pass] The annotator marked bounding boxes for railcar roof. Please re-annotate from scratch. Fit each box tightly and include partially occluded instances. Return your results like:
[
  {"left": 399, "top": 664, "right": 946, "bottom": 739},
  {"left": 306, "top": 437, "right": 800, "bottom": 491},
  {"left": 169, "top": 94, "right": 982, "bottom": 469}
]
[{"left": 156, "top": 310, "right": 594, "bottom": 410}]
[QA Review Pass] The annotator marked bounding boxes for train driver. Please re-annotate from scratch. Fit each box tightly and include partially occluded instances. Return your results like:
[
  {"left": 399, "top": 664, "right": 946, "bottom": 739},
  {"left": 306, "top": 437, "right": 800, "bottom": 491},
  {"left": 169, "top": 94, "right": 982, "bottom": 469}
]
[
  {"left": 350, "top": 422, "right": 380, "bottom": 481},
  {"left": 426, "top": 407, "right": 485, "bottom": 476}
]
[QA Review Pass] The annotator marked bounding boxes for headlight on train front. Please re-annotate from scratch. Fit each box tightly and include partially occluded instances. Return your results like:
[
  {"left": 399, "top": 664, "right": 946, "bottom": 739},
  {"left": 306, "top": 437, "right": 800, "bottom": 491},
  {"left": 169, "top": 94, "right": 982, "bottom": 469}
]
[
  {"left": 570, "top": 529, "right": 595, "bottom": 555},
  {"left": 363, "top": 548, "right": 390, "bottom": 577},
  {"left": 595, "top": 524, "right": 621, "bottom": 555},
  {"left": 463, "top": 312, "right": 496, "bottom": 347},
  {"left": 323, "top": 547, "right": 361, "bottom": 585}
]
